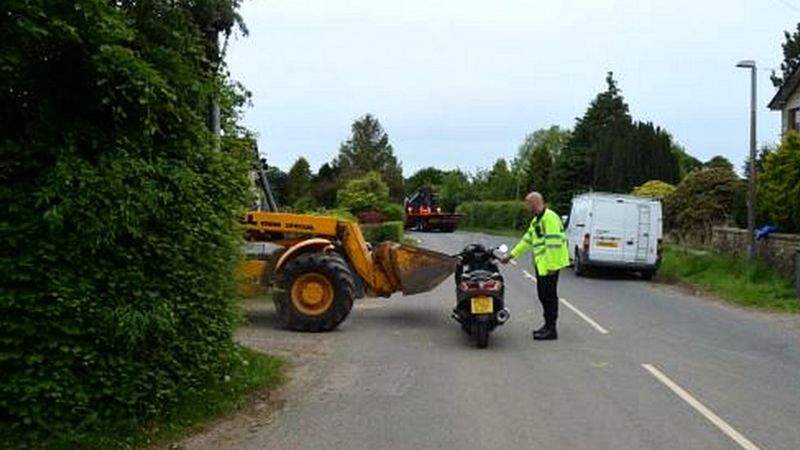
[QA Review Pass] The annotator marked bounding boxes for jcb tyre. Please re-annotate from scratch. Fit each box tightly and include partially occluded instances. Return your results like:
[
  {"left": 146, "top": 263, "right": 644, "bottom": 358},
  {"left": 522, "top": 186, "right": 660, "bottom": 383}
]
[{"left": 274, "top": 252, "right": 355, "bottom": 332}]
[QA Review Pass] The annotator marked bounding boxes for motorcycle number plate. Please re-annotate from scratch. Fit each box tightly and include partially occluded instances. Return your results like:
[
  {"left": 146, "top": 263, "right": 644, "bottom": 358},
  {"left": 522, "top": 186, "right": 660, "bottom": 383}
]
[{"left": 470, "top": 296, "right": 494, "bottom": 314}]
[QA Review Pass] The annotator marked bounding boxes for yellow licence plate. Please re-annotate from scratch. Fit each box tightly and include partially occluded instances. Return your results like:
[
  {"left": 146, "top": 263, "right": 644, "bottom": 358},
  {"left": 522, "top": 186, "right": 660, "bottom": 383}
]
[
  {"left": 471, "top": 296, "right": 494, "bottom": 314},
  {"left": 596, "top": 240, "right": 618, "bottom": 248}
]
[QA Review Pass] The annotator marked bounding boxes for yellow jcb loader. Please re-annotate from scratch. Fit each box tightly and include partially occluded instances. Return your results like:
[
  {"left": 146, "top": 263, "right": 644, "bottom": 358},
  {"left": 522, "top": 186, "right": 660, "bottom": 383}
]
[{"left": 240, "top": 155, "right": 457, "bottom": 332}]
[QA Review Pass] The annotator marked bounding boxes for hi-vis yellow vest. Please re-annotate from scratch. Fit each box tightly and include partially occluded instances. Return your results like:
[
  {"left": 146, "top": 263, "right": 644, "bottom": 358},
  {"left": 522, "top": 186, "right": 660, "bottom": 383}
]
[{"left": 511, "top": 208, "right": 570, "bottom": 275}]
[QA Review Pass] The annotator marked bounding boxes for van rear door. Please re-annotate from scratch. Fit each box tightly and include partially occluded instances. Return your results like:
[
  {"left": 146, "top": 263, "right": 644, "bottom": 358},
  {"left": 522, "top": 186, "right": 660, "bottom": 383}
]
[
  {"left": 590, "top": 198, "right": 625, "bottom": 263},
  {"left": 623, "top": 201, "right": 653, "bottom": 264}
]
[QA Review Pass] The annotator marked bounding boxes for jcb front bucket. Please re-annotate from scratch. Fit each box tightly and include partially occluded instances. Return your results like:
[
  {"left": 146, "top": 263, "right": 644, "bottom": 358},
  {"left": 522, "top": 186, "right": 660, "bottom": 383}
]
[{"left": 375, "top": 243, "right": 458, "bottom": 295}]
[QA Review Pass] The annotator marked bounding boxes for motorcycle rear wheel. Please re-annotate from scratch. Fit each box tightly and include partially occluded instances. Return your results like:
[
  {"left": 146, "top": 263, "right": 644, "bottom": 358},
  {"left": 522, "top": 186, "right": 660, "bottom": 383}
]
[{"left": 475, "top": 321, "right": 490, "bottom": 349}]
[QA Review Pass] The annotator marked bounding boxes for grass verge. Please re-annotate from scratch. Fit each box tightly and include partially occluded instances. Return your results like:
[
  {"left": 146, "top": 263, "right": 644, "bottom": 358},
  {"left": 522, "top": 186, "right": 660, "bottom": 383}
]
[
  {"left": 659, "top": 246, "right": 799, "bottom": 313},
  {"left": 26, "top": 345, "right": 284, "bottom": 450}
]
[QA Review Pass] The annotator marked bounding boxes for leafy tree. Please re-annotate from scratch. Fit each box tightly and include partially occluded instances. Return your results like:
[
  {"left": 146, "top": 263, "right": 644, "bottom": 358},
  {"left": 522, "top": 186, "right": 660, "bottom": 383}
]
[
  {"left": 336, "top": 171, "right": 391, "bottom": 214},
  {"left": 594, "top": 122, "right": 680, "bottom": 192},
  {"left": 311, "top": 162, "right": 340, "bottom": 208},
  {"left": 704, "top": 155, "right": 735, "bottom": 172},
  {"left": 664, "top": 168, "right": 742, "bottom": 242},
  {"left": 551, "top": 72, "right": 632, "bottom": 211},
  {"left": 485, "top": 158, "right": 517, "bottom": 200},
  {"left": 743, "top": 145, "right": 773, "bottom": 179},
  {"left": 758, "top": 132, "right": 800, "bottom": 232},
  {"left": 673, "top": 143, "right": 703, "bottom": 179},
  {"left": 516, "top": 126, "right": 570, "bottom": 197},
  {"left": 336, "top": 114, "right": 404, "bottom": 200},
  {"left": 1, "top": 0, "right": 249, "bottom": 440},
  {"left": 771, "top": 23, "right": 800, "bottom": 87},
  {"left": 264, "top": 163, "right": 289, "bottom": 207},
  {"left": 632, "top": 180, "right": 676, "bottom": 198},
  {"left": 285, "top": 157, "right": 313, "bottom": 207},
  {"left": 438, "top": 169, "right": 472, "bottom": 212},
  {"left": 405, "top": 167, "right": 445, "bottom": 193}
]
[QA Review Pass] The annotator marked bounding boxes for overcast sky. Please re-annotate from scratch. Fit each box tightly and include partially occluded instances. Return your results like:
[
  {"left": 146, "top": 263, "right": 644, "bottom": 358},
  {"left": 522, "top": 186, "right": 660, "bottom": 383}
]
[{"left": 226, "top": 0, "right": 798, "bottom": 175}]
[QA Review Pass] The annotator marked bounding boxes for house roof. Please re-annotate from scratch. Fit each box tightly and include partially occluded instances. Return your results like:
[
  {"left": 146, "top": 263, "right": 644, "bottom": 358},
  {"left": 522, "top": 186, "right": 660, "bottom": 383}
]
[{"left": 768, "top": 65, "right": 800, "bottom": 110}]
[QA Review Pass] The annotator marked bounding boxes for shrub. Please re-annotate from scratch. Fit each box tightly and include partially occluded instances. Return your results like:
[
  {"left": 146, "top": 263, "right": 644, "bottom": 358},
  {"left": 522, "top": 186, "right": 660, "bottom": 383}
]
[
  {"left": 758, "top": 131, "right": 800, "bottom": 233},
  {"left": 631, "top": 180, "right": 676, "bottom": 198},
  {"left": 457, "top": 201, "right": 532, "bottom": 230},
  {"left": 379, "top": 203, "right": 406, "bottom": 222},
  {"left": 0, "top": 1, "right": 249, "bottom": 441},
  {"left": 337, "top": 172, "right": 391, "bottom": 214},
  {"left": 664, "top": 168, "right": 741, "bottom": 242},
  {"left": 359, "top": 221, "right": 404, "bottom": 244},
  {"left": 380, "top": 221, "right": 405, "bottom": 242},
  {"left": 292, "top": 196, "right": 317, "bottom": 213}
]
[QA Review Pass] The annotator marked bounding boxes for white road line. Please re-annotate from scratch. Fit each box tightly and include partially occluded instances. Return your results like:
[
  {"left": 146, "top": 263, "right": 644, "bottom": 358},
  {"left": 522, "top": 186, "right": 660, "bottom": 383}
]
[
  {"left": 642, "top": 364, "right": 762, "bottom": 450},
  {"left": 521, "top": 269, "right": 537, "bottom": 282},
  {"left": 559, "top": 297, "right": 609, "bottom": 334}
]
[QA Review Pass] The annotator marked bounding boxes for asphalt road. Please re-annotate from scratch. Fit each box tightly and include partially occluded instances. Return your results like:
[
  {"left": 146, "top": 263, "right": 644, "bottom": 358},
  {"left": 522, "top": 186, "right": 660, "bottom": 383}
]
[{"left": 184, "top": 231, "right": 800, "bottom": 450}]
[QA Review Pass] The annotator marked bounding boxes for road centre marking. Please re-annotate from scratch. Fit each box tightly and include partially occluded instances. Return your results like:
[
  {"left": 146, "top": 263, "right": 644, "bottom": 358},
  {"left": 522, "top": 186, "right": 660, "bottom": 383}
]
[
  {"left": 521, "top": 270, "right": 537, "bottom": 282},
  {"left": 642, "top": 364, "right": 762, "bottom": 450},
  {"left": 559, "top": 297, "right": 609, "bottom": 334},
  {"left": 518, "top": 269, "right": 608, "bottom": 334}
]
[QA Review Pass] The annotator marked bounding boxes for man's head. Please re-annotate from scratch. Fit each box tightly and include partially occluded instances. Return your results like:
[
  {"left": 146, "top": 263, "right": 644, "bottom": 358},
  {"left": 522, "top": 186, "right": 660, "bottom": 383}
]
[{"left": 525, "top": 192, "right": 545, "bottom": 215}]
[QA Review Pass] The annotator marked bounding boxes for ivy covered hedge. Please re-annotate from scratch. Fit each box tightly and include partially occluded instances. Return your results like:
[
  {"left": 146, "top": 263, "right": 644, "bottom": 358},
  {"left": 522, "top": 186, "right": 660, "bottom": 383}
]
[{"left": 1, "top": 0, "right": 251, "bottom": 442}]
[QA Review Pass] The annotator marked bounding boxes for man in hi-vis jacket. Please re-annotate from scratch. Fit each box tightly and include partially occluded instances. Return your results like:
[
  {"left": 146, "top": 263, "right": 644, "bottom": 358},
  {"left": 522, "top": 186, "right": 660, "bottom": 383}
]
[{"left": 501, "top": 192, "right": 570, "bottom": 340}]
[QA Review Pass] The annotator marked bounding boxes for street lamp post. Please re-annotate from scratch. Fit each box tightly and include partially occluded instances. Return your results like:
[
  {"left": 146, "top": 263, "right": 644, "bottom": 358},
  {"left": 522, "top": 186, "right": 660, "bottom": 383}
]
[{"left": 736, "top": 60, "right": 757, "bottom": 259}]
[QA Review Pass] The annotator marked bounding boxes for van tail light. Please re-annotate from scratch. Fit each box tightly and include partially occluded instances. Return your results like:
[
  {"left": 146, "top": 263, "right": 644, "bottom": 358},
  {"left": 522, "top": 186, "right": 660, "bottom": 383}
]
[
  {"left": 583, "top": 233, "right": 591, "bottom": 256},
  {"left": 657, "top": 238, "right": 663, "bottom": 259}
]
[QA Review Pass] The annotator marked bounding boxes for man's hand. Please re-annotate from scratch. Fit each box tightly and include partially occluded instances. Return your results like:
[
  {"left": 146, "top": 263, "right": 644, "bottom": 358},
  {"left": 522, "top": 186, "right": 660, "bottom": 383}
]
[{"left": 499, "top": 255, "right": 512, "bottom": 265}]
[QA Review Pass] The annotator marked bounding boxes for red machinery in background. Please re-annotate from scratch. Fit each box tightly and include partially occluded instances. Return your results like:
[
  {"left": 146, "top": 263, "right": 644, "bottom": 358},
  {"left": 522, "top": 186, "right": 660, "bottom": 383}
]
[{"left": 404, "top": 188, "right": 462, "bottom": 232}]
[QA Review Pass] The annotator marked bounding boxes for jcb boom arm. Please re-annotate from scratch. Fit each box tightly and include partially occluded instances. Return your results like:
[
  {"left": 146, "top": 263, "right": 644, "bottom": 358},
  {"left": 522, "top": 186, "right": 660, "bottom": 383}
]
[{"left": 242, "top": 211, "right": 456, "bottom": 297}]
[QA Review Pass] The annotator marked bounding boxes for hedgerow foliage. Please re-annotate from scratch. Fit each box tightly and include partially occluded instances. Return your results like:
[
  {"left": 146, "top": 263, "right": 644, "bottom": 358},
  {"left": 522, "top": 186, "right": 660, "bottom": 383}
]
[
  {"left": 758, "top": 131, "right": 800, "bottom": 233},
  {"left": 457, "top": 201, "right": 533, "bottom": 230},
  {"left": 664, "top": 168, "right": 741, "bottom": 241},
  {"left": 1, "top": 0, "right": 250, "bottom": 441}
]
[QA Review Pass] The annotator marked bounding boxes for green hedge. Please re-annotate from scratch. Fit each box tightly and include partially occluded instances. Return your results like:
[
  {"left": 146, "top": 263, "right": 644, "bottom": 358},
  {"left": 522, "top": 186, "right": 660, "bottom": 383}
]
[
  {"left": 1, "top": 1, "right": 249, "bottom": 442},
  {"left": 456, "top": 201, "right": 532, "bottom": 230},
  {"left": 378, "top": 203, "right": 406, "bottom": 222},
  {"left": 359, "top": 221, "right": 405, "bottom": 244}
]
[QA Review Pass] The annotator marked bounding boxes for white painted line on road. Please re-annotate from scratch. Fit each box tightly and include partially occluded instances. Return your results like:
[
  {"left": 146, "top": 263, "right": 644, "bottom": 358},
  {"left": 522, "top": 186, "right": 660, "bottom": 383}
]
[
  {"left": 642, "top": 364, "right": 762, "bottom": 450},
  {"left": 559, "top": 298, "right": 609, "bottom": 334},
  {"left": 521, "top": 269, "right": 537, "bottom": 282}
]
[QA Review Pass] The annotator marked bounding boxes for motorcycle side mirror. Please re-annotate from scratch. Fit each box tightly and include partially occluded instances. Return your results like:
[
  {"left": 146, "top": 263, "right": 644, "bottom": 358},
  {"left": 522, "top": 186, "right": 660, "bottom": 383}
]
[{"left": 498, "top": 244, "right": 509, "bottom": 254}]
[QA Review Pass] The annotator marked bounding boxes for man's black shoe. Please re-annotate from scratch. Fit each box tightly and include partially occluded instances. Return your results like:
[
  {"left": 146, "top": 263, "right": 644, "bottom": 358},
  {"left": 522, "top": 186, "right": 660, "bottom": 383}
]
[{"left": 533, "top": 327, "right": 557, "bottom": 340}]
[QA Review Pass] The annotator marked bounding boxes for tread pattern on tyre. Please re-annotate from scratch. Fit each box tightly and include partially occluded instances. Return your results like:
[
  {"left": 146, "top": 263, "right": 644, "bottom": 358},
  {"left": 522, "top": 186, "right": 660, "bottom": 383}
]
[
  {"left": 475, "top": 321, "right": 490, "bottom": 348},
  {"left": 274, "top": 252, "right": 355, "bottom": 332}
]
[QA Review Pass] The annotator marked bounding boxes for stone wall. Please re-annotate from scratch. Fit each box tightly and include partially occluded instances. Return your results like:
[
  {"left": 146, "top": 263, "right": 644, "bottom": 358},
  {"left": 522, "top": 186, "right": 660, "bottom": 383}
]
[{"left": 711, "top": 226, "right": 800, "bottom": 280}]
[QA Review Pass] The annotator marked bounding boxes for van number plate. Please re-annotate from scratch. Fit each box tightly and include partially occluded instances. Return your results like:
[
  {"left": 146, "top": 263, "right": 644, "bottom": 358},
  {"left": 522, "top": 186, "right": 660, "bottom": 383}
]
[{"left": 596, "top": 240, "right": 619, "bottom": 248}]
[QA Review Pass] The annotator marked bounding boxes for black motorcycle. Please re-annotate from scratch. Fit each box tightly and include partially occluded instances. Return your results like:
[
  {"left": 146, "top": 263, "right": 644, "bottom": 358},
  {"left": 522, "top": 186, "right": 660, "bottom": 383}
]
[{"left": 451, "top": 243, "right": 510, "bottom": 348}]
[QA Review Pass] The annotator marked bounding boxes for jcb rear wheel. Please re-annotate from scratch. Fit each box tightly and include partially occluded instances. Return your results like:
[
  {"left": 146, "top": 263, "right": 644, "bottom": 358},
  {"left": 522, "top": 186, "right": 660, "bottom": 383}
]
[{"left": 274, "top": 252, "right": 355, "bottom": 332}]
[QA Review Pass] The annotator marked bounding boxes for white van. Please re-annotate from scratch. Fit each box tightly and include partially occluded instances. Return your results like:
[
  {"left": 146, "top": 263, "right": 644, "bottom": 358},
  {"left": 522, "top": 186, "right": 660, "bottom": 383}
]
[{"left": 565, "top": 193, "right": 663, "bottom": 279}]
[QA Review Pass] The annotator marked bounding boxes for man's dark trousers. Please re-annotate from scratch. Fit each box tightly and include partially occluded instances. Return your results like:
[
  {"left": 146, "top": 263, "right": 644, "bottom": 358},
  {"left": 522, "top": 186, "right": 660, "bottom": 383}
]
[{"left": 536, "top": 271, "right": 559, "bottom": 328}]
